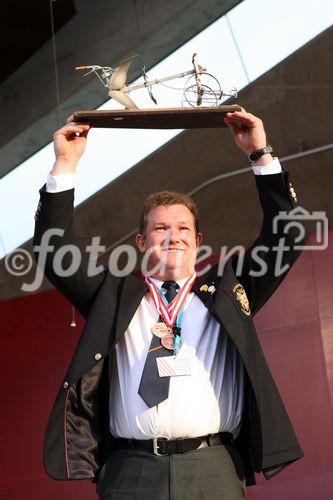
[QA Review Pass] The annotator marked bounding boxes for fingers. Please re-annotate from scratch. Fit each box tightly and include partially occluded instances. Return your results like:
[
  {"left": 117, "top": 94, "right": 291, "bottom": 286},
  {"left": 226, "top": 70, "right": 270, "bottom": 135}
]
[
  {"left": 224, "top": 110, "right": 261, "bottom": 128},
  {"left": 54, "top": 121, "right": 90, "bottom": 140},
  {"left": 224, "top": 110, "right": 264, "bottom": 130},
  {"left": 223, "top": 119, "right": 239, "bottom": 134},
  {"left": 66, "top": 114, "right": 90, "bottom": 131}
]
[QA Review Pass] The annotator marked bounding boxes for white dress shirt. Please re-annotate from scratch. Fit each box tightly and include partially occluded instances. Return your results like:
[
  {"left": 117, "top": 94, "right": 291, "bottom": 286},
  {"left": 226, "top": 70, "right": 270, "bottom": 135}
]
[
  {"left": 109, "top": 277, "right": 244, "bottom": 439},
  {"left": 45, "top": 158, "right": 282, "bottom": 439}
]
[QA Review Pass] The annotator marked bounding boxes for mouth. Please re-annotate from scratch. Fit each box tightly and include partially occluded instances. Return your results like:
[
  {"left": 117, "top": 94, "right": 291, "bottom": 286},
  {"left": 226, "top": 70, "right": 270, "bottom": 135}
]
[{"left": 162, "top": 248, "right": 185, "bottom": 252}]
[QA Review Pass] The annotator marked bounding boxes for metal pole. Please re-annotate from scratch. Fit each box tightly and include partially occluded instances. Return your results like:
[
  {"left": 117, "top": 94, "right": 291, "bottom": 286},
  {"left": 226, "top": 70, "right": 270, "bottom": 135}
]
[
  {"left": 124, "top": 70, "right": 194, "bottom": 93},
  {"left": 102, "top": 142, "right": 333, "bottom": 254}
]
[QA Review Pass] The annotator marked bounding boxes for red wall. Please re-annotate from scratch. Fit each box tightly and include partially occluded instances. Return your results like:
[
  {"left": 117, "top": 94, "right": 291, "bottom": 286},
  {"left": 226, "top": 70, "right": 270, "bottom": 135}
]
[
  {"left": 1, "top": 232, "right": 332, "bottom": 499},
  {"left": 246, "top": 232, "right": 333, "bottom": 499}
]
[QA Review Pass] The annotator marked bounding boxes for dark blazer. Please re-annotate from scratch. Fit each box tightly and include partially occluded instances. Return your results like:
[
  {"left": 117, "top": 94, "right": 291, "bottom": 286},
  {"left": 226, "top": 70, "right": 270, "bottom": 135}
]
[{"left": 33, "top": 171, "right": 305, "bottom": 486}]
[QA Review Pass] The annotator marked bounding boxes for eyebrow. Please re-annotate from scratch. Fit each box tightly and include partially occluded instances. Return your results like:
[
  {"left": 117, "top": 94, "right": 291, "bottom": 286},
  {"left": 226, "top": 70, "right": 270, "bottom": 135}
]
[{"left": 153, "top": 220, "right": 192, "bottom": 226}]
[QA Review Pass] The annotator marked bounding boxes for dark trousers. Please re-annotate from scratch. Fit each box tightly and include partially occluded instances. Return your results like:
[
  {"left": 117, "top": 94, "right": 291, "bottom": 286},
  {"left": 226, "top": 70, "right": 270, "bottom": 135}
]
[{"left": 96, "top": 444, "right": 246, "bottom": 500}]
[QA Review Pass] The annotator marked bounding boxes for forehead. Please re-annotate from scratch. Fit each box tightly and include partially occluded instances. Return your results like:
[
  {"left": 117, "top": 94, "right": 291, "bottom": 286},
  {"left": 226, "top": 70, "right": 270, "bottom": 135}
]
[{"left": 146, "top": 204, "right": 195, "bottom": 226}]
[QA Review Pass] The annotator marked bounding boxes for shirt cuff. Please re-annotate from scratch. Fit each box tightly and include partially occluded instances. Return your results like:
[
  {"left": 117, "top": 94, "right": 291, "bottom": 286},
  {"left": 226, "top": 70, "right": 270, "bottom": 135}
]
[
  {"left": 252, "top": 157, "right": 282, "bottom": 175},
  {"left": 46, "top": 172, "right": 76, "bottom": 192}
]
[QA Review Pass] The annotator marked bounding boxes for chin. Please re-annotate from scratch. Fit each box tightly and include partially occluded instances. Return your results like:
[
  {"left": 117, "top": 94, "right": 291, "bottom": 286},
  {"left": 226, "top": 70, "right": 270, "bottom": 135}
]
[
  {"left": 144, "top": 251, "right": 190, "bottom": 278},
  {"left": 163, "top": 257, "right": 184, "bottom": 272}
]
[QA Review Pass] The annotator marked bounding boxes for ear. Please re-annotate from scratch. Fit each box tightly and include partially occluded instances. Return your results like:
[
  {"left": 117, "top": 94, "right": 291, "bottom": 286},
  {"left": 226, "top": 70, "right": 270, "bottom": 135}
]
[
  {"left": 196, "top": 232, "right": 203, "bottom": 246},
  {"left": 136, "top": 233, "right": 146, "bottom": 253}
]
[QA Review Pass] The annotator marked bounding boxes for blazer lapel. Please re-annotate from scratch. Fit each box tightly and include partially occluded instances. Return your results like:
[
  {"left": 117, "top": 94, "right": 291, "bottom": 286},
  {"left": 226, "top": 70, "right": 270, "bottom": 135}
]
[
  {"left": 114, "top": 274, "right": 148, "bottom": 344},
  {"left": 192, "top": 264, "right": 220, "bottom": 310},
  {"left": 192, "top": 264, "right": 248, "bottom": 350}
]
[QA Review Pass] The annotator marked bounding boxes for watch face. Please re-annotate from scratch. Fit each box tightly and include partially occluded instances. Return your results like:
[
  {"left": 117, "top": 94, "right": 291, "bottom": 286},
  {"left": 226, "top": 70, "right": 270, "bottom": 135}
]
[{"left": 249, "top": 150, "right": 261, "bottom": 162}]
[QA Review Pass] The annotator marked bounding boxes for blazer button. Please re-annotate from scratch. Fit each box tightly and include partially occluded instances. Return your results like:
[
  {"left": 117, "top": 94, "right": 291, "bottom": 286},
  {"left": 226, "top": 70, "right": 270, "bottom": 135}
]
[
  {"left": 94, "top": 353, "right": 102, "bottom": 361},
  {"left": 63, "top": 381, "right": 69, "bottom": 389}
]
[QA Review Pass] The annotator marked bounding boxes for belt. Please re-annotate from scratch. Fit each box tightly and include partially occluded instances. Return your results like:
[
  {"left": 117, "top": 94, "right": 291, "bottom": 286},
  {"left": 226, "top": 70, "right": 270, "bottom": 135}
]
[{"left": 113, "top": 432, "right": 234, "bottom": 456}]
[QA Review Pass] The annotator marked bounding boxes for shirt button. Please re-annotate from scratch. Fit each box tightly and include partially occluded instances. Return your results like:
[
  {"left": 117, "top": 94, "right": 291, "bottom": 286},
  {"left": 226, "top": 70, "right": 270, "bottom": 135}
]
[
  {"left": 94, "top": 353, "right": 102, "bottom": 361},
  {"left": 63, "top": 381, "right": 69, "bottom": 389}
]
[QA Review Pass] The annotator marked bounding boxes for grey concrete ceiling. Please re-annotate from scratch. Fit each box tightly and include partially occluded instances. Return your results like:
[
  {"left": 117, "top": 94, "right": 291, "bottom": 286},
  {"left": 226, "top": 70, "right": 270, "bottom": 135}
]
[
  {"left": 1, "top": 25, "right": 332, "bottom": 302},
  {"left": 0, "top": 0, "right": 241, "bottom": 178}
]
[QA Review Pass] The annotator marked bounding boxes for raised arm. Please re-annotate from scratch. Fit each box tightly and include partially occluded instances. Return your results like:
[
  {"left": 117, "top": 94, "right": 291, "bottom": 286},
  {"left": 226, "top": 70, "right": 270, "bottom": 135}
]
[
  {"left": 224, "top": 110, "right": 307, "bottom": 315},
  {"left": 33, "top": 120, "right": 106, "bottom": 318}
]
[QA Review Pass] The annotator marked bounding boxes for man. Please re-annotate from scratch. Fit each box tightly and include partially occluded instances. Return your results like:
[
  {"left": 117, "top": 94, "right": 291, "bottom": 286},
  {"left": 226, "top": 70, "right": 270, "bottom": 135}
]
[{"left": 34, "top": 110, "right": 305, "bottom": 499}]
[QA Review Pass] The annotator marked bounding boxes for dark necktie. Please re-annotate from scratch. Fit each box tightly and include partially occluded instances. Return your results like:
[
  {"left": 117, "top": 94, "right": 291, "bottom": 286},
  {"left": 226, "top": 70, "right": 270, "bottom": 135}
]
[{"left": 138, "top": 280, "right": 179, "bottom": 408}]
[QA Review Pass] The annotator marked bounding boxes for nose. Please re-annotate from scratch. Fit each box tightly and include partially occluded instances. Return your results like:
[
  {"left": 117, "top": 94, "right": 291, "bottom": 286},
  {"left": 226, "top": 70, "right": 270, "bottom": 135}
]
[{"left": 165, "top": 227, "right": 180, "bottom": 244}]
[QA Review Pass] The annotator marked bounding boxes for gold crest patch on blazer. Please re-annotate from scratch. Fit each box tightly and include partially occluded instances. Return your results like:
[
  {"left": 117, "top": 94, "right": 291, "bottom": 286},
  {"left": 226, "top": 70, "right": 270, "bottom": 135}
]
[{"left": 232, "top": 283, "right": 251, "bottom": 316}]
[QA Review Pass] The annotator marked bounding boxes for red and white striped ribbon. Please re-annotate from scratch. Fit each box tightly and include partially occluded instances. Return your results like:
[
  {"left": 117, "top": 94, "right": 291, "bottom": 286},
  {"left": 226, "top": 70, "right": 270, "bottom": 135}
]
[{"left": 145, "top": 274, "right": 196, "bottom": 327}]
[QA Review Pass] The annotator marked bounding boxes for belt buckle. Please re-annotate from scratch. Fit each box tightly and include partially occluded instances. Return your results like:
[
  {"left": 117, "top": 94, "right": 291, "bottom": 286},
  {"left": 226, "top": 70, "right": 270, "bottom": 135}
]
[{"left": 153, "top": 436, "right": 167, "bottom": 456}]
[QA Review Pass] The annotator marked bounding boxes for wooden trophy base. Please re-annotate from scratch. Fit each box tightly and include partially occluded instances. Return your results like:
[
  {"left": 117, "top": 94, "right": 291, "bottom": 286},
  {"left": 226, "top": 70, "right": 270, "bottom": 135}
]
[{"left": 72, "top": 105, "right": 242, "bottom": 129}]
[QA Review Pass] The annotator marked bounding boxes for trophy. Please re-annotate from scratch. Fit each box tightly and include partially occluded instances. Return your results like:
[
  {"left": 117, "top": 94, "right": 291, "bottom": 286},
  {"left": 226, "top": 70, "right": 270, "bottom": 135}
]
[{"left": 73, "top": 54, "right": 242, "bottom": 129}]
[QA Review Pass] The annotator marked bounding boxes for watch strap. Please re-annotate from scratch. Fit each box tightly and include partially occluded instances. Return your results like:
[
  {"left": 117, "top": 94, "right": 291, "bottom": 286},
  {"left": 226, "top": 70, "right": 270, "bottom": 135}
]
[{"left": 248, "top": 144, "right": 273, "bottom": 162}]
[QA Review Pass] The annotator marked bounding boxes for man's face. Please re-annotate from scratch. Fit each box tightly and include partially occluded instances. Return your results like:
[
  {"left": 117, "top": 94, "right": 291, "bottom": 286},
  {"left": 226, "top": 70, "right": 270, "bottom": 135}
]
[{"left": 136, "top": 204, "right": 202, "bottom": 280}]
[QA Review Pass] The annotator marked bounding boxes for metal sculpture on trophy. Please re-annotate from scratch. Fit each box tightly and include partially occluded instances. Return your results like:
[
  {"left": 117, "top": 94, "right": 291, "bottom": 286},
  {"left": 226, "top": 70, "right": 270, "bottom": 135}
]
[{"left": 73, "top": 53, "right": 242, "bottom": 129}]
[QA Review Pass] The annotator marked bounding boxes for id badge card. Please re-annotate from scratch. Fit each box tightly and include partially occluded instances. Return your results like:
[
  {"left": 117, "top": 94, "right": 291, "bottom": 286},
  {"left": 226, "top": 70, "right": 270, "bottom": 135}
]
[{"left": 156, "top": 356, "right": 191, "bottom": 377}]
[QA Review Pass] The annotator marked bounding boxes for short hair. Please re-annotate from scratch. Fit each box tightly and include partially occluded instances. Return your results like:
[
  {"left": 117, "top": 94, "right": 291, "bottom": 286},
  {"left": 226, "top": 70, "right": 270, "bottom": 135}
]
[{"left": 139, "top": 191, "right": 200, "bottom": 236}]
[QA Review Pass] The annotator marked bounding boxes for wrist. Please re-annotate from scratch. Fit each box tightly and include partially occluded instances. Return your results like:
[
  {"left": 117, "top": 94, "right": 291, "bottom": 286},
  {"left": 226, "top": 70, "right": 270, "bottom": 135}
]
[
  {"left": 248, "top": 144, "right": 274, "bottom": 163},
  {"left": 51, "top": 158, "right": 78, "bottom": 175},
  {"left": 251, "top": 153, "right": 274, "bottom": 167}
]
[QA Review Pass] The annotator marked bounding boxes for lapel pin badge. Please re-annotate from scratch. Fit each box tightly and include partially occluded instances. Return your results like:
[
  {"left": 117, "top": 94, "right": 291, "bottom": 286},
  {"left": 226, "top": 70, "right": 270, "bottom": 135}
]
[{"left": 200, "top": 283, "right": 215, "bottom": 294}]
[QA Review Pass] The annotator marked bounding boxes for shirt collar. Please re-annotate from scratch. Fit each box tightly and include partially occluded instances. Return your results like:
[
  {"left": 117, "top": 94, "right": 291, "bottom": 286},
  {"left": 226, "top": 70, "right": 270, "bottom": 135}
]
[{"left": 149, "top": 275, "right": 190, "bottom": 291}]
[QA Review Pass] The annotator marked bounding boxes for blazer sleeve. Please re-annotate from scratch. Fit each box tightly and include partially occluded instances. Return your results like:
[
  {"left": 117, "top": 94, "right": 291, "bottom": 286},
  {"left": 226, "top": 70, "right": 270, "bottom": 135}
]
[
  {"left": 233, "top": 170, "right": 308, "bottom": 316},
  {"left": 33, "top": 186, "right": 106, "bottom": 318}
]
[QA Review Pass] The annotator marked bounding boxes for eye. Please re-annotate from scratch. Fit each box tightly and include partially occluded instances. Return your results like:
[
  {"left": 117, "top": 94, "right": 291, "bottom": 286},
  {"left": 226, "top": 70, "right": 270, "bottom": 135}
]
[{"left": 155, "top": 226, "right": 165, "bottom": 232}]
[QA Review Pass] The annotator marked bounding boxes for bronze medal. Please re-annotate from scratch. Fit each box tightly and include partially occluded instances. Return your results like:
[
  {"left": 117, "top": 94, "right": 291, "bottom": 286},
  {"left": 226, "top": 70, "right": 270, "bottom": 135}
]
[
  {"left": 161, "top": 334, "right": 176, "bottom": 351},
  {"left": 151, "top": 322, "right": 172, "bottom": 338}
]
